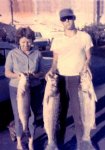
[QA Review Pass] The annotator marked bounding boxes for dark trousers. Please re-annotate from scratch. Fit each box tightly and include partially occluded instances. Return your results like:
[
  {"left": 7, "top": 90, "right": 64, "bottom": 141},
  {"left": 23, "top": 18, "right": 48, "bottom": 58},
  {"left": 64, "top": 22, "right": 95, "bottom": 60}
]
[
  {"left": 58, "top": 75, "right": 83, "bottom": 145},
  {"left": 57, "top": 75, "right": 69, "bottom": 144}
]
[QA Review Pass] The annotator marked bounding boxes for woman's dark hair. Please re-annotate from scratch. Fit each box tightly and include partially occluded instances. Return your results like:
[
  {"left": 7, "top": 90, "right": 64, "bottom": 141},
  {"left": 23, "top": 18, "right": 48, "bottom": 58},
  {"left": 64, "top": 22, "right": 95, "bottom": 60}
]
[{"left": 16, "top": 27, "right": 35, "bottom": 44}]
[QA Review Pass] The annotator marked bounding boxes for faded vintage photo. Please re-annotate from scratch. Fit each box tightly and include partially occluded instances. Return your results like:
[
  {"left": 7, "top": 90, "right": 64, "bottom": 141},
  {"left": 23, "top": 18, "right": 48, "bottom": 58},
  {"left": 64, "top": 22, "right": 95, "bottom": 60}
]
[{"left": 0, "top": 0, "right": 105, "bottom": 150}]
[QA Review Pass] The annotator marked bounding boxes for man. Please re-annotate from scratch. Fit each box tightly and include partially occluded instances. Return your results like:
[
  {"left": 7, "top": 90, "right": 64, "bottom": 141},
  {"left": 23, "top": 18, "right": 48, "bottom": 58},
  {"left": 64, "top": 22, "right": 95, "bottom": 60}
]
[{"left": 49, "top": 8, "right": 95, "bottom": 150}]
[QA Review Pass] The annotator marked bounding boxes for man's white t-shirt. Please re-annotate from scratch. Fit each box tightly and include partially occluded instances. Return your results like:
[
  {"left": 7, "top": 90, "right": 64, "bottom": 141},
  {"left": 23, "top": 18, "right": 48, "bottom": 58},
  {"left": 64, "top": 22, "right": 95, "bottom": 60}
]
[{"left": 51, "top": 30, "right": 93, "bottom": 76}]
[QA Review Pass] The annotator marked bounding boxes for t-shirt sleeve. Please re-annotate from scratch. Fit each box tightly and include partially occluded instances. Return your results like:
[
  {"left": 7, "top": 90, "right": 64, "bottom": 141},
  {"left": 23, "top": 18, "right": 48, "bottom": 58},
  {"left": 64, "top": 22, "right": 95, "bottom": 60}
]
[
  {"left": 5, "top": 51, "right": 13, "bottom": 71},
  {"left": 85, "top": 33, "right": 93, "bottom": 52}
]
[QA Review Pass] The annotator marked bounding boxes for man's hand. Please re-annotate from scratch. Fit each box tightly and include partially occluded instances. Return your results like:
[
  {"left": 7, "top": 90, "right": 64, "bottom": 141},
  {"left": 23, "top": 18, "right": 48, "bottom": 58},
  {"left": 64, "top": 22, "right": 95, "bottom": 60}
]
[
  {"left": 17, "top": 73, "right": 21, "bottom": 80},
  {"left": 82, "top": 64, "right": 88, "bottom": 73},
  {"left": 45, "top": 68, "right": 58, "bottom": 81},
  {"left": 81, "top": 60, "right": 89, "bottom": 73}
]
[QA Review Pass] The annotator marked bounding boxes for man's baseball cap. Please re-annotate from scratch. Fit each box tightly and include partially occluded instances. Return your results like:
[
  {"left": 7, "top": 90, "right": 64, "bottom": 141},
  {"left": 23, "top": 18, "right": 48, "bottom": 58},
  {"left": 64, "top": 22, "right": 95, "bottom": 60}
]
[{"left": 59, "top": 8, "right": 76, "bottom": 21}]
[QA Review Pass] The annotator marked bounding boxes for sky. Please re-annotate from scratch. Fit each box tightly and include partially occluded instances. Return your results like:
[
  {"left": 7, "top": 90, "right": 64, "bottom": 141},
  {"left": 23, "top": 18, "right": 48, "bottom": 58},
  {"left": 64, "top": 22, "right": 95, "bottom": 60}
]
[{"left": 0, "top": 0, "right": 105, "bottom": 38}]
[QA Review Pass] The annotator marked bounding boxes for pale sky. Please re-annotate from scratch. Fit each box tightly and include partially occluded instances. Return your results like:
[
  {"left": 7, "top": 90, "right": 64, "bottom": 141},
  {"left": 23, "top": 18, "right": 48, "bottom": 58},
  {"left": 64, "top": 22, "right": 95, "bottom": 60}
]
[{"left": 0, "top": 0, "right": 105, "bottom": 38}]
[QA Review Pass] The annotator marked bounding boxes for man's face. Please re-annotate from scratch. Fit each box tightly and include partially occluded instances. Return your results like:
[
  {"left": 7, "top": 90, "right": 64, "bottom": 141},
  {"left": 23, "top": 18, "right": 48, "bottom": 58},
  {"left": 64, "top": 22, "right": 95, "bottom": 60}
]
[{"left": 60, "top": 16, "right": 75, "bottom": 30}]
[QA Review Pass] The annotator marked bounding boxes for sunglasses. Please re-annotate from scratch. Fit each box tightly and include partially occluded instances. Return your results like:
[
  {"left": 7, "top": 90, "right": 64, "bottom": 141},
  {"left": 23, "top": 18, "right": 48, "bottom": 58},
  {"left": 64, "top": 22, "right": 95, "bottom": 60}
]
[{"left": 60, "top": 16, "right": 75, "bottom": 22}]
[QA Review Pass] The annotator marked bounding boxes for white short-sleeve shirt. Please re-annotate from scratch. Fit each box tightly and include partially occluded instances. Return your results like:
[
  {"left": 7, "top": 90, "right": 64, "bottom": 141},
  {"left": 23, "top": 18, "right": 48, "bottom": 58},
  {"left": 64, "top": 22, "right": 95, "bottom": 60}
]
[{"left": 51, "top": 30, "right": 93, "bottom": 76}]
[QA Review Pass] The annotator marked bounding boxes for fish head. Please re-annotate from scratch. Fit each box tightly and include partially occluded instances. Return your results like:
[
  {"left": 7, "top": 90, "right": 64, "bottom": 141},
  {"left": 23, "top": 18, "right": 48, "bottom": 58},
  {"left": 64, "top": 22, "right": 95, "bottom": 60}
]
[
  {"left": 19, "top": 73, "right": 30, "bottom": 88},
  {"left": 48, "top": 73, "right": 59, "bottom": 90}
]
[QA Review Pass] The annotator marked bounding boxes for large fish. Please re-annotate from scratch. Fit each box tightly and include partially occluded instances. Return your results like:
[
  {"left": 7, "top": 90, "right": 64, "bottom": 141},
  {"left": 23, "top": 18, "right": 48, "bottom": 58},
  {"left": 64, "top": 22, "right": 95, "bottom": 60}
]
[
  {"left": 43, "top": 73, "right": 60, "bottom": 150},
  {"left": 17, "top": 73, "right": 30, "bottom": 135}
]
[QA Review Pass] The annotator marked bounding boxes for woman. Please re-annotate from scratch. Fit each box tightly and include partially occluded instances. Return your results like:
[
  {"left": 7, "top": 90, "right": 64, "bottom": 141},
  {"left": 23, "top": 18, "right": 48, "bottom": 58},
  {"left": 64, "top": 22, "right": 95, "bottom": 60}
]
[{"left": 5, "top": 27, "right": 44, "bottom": 150}]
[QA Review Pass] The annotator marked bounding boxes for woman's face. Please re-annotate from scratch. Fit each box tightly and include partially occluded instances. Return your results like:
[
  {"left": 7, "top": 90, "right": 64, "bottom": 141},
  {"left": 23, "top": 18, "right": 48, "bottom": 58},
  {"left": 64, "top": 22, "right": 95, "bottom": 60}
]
[{"left": 19, "top": 37, "right": 32, "bottom": 52}]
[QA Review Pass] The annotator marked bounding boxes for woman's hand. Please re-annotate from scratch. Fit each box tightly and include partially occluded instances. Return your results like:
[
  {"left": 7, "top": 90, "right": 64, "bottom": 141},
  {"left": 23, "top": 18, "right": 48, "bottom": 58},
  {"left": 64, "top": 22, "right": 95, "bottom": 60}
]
[
  {"left": 30, "top": 73, "right": 39, "bottom": 78},
  {"left": 29, "top": 72, "right": 44, "bottom": 79},
  {"left": 17, "top": 73, "right": 21, "bottom": 80}
]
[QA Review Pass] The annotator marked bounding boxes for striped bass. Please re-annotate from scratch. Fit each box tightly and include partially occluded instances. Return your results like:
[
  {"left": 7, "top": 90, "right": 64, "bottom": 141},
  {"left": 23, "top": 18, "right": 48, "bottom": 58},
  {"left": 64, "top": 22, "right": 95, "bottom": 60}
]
[
  {"left": 43, "top": 73, "right": 60, "bottom": 150},
  {"left": 17, "top": 73, "right": 30, "bottom": 135}
]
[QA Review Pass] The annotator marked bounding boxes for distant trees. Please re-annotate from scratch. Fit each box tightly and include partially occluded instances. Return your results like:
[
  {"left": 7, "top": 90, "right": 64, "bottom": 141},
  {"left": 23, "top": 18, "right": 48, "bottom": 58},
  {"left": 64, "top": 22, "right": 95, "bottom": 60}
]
[
  {"left": 0, "top": 22, "right": 16, "bottom": 43},
  {"left": 82, "top": 23, "right": 105, "bottom": 47}
]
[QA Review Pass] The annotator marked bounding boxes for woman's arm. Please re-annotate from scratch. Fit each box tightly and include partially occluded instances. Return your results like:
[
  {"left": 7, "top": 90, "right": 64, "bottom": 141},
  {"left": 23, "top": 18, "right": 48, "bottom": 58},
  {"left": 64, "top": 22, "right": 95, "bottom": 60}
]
[
  {"left": 5, "top": 69, "right": 20, "bottom": 79},
  {"left": 4, "top": 51, "right": 20, "bottom": 79}
]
